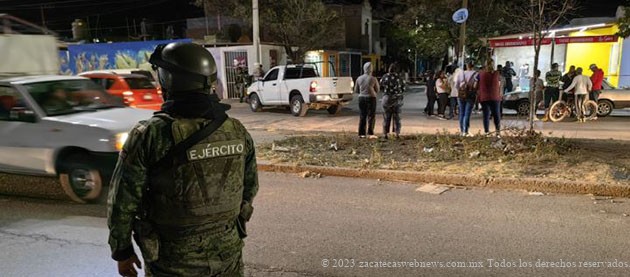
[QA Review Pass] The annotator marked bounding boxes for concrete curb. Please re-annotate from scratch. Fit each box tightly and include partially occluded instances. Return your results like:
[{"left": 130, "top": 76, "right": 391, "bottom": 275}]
[
  {"left": 258, "top": 161, "right": 630, "bottom": 197},
  {"left": 0, "top": 173, "right": 69, "bottom": 201}
]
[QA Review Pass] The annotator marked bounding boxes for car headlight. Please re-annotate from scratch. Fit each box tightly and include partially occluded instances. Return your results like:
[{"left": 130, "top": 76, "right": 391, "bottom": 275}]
[
  {"left": 115, "top": 132, "right": 129, "bottom": 151},
  {"left": 350, "top": 80, "right": 355, "bottom": 89}
]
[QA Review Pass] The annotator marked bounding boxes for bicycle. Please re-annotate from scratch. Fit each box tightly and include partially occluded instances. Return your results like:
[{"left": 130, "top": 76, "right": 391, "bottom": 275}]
[{"left": 548, "top": 90, "right": 598, "bottom": 122}]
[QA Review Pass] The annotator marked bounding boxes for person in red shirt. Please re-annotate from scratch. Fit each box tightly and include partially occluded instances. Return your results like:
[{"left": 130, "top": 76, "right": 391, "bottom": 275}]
[
  {"left": 478, "top": 60, "right": 502, "bottom": 136},
  {"left": 589, "top": 64, "right": 604, "bottom": 102}
]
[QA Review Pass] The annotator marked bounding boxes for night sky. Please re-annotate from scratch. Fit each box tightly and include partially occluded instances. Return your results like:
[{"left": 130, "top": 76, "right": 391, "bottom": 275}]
[{"left": 0, "top": 0, "right": 626, "bottom": 39}]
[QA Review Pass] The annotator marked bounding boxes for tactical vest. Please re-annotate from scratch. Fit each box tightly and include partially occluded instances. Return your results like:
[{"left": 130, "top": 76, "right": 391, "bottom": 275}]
[{"left": 147, "top": 114, "right": 247, "bottom": 237}]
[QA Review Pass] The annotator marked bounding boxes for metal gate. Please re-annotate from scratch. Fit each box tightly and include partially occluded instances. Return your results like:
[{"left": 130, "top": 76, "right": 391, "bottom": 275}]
[{"left": 224, "top": 51, "right": 248, "bottom": 99}]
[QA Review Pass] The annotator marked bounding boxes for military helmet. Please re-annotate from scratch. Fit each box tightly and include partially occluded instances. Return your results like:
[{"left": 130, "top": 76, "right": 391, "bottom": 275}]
[{"left": 149, "top": 42, "right": 217, "bottom": 98}]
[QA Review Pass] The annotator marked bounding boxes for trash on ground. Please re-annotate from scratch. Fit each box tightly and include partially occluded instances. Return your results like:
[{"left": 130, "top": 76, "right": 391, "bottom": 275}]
[
  {"left": 491, "top": 140, "right": 505, "bottom": 150},
  {"left": 329, "top": 142, "right": 338, "bottom": 151},
  {"left": 272, "top": 143, "right": 295, "bottom": 152},
  {"left": 299, "top": 171, "right": 322, "bottom": 179},
  {"left": 528, "top": 191, "right": 545, "bottom": 196}
]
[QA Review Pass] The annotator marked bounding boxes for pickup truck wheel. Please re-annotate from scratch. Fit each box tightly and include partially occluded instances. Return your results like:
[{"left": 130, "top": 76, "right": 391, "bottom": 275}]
[
  {"left": 291, "top": 95, "right": 308, "bottom": 117},
  {"left": 249, "top": 94, "right": 262, "bottom": 112},
  {"left": 327, "top": 105, "right": 342, "bottom": 115},
  {"left": 58, "top": 154, "right": 103, "bottom": 203}
]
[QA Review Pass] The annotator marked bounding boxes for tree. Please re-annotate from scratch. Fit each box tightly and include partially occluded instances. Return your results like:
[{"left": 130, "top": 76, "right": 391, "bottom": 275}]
[
  {"left": 260, "top": 0, "right": 343, "bottom": 63},
  {"left": 194, "top": 0, "right": 343, "bottom": 63},
  {"left": 617, "top": 6, "right": 630, "bottom": 38},
  {"left": 503, "top": 0, "right": 577, "bottom": 131},
  {"left": 393, "top": 0, "right": 510, "bottom": 67}
]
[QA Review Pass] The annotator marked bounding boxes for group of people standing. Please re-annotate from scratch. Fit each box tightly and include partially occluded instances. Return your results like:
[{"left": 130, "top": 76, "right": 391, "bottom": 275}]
[
  {"left": 354, "top": 59, "right": 605, "bottom": 139},
  {"left": 355, "top": 62, "right": 406, "bottom": 139},
  {"left": 423, "top": 61, "right": 503, "bottom": 137},
  {"left": 531, "top": 63, "right": 604, "bottom": 122}
]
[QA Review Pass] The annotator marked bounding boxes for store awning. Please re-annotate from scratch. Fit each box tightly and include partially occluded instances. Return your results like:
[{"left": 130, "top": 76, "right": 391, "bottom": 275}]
[{"left": 489, "top": 35, "right": 618, "bottom": 48}]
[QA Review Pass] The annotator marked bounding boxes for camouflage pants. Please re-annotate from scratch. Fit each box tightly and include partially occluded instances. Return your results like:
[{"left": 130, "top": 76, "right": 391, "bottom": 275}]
[{"left": 147, "top": 227, "right": 244, "bottom": 277}]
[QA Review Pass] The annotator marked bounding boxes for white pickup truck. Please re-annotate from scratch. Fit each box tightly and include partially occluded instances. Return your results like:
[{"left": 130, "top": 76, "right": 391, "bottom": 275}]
[{"left": 246, "top": 63, "right": 353, "bottom": 116}]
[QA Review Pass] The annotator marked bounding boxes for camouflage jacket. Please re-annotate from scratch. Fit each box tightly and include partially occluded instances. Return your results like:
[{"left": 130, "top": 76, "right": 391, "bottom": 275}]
[{"left": 107, "top": 114, "right": 258, "bottom": 261}]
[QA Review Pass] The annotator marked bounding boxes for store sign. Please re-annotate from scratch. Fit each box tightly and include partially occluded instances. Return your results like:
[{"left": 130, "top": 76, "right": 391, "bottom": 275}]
[
  {"left": 489, "top": 38, "right": 552, "bottom": 48},
  {"left": 554, "top": 35, "right": 618, "bottom": 44},
  {"left": 489, "top": 35, "right": 618, "bottom": 48},
  {"left": 452, "top": 8, "right": 469, "bottom": 24}
]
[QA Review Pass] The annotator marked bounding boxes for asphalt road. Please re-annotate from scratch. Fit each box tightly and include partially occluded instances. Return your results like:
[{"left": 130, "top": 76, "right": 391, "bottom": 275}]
[
  {"left": 230, "top": 86, "right": 630, "bottom": 140},
  {"left": 2, "top": 172, "right": 630, "bottom": 277}
]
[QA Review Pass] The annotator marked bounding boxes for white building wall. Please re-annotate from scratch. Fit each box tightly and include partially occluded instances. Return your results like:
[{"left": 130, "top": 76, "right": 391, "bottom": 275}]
[
  {"left": 206, "top": 44, "right": 287, "bottom": 98},
  {"left": 493, "top": 44, "right": 567, "bottom": 89}
]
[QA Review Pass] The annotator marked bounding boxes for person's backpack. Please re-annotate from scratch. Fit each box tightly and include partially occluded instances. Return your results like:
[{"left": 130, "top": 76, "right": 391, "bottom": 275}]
[{"left": 458, "top": 73, "right": 477, "bottom": 99}]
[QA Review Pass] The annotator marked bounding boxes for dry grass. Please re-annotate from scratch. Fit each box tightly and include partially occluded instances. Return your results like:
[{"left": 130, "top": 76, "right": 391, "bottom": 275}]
[{"left": 258, "top": 128, "right": 630, "bottom": 185}]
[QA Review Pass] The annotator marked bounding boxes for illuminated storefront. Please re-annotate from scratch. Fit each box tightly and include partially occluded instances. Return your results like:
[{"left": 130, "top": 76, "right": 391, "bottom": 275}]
[{"left": 489, "top": 22, "right": 627, "bottom": 88}]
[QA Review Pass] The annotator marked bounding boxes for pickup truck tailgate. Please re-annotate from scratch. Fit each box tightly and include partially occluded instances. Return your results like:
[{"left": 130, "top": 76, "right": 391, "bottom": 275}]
[{"left": 311, "top": 77, "right": 353, "bottom": 95}]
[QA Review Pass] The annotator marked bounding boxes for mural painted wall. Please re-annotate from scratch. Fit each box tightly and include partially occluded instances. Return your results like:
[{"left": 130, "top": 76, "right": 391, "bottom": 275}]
[{"left": 66, "top": 39, "right": 191, "bottom": 74}]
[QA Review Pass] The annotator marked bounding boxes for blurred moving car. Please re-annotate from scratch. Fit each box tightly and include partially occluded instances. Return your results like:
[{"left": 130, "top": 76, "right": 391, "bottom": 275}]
[
  {"left": 0, "top": 75, "right": 153, "bottom": 202},
  {"left": 79, "top": 71, "right": 163, "bottom": 110},
  {"left": 597, "top": 80, "right": 630, "bottom": 117}
]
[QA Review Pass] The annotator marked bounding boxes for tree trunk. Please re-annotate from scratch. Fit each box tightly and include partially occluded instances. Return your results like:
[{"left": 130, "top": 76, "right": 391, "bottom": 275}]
[{"left": 530, "top": 45, "right": 540, "bottom": 131}]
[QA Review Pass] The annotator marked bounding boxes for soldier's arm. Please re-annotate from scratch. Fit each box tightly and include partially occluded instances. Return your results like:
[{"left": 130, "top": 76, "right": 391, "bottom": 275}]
[
  {"left": 242, "top": 131, "right": 258, "bottom": 205},
  {"left": 107, "top": 122, "right": 149, "bottom": 261}
]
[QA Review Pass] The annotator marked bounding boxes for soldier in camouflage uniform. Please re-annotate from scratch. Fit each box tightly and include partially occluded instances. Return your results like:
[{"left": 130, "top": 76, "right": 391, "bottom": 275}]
[
  {"left": 236, "top": 66, "right": 250, "bottom": 103},
  {"left": 107, "top": 42, "right": 258, "bottom": 277}
]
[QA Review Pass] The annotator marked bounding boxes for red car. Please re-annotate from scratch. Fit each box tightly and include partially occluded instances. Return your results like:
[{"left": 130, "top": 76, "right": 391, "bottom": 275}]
[{"left": 80, "top": 72, "right": 163, "bottom": 110}]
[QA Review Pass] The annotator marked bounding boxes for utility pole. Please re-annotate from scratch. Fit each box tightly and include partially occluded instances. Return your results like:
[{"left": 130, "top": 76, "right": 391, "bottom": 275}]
[
  {"left": 203, "top": 0, "right": 209, "bottom": 36},
  {"left": 40, "top": 5, "right": 47, "bottom": 34},
  {"left": 253, "top": 0, "right": 260, "bottom": 64},
  {"left": 459, "top": 0, "right": 468, "bottom": 68}
]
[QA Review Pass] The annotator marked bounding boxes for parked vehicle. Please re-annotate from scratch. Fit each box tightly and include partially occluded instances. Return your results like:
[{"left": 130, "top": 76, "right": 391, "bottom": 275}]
[
  {"left": 79, "top": 71, "right": 163, "bottom": 110},
  {"left": 597, "top": 80, "right": 630, "bottom": 117},
  {"left": 246, "top": 62, "right": 354, "bottom": 116},
  {"left": 0, "top": 75, "right": 153, "bottom": 202},
  {"left": 502, "top": 90, "right": 531, "bottom": 116},
  {"left": 79, "top": 69, "right": 157, "bottom": 85}
]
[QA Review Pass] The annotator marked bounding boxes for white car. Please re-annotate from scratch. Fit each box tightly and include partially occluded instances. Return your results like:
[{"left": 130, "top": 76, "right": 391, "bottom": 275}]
[
  {"left": 0, "top": 75, "right": 153, "bottom": 202},
  {"left": 246, "top": 63, "right": 354, "bottom": 116}
]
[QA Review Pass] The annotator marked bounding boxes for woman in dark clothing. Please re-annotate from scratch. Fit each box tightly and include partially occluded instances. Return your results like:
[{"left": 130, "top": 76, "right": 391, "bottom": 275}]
[
  {"left": 435, "top": 70, "right": 449, "bottom": 119},
  {"left": 423, "top": 71, "right": 437, "bottom": 116},
  {"left": 478, "top": 60, "right": 502, "bottom": 136}
]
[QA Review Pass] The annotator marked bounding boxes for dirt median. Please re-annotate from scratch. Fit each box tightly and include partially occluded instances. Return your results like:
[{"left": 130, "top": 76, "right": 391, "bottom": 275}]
[{"left": 257, "top": 130, "right": 630, "bottom": 196}]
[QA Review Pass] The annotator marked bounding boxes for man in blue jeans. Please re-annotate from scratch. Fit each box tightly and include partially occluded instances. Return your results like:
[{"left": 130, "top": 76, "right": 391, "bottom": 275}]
[{"left": 457, "top": 63, "right": 478, "bottom": 136}]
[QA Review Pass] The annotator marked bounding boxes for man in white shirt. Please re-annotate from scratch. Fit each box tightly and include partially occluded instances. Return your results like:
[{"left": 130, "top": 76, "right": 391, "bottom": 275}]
[{"left": 563, "top": 67, "right": 592, "bottom": 123}]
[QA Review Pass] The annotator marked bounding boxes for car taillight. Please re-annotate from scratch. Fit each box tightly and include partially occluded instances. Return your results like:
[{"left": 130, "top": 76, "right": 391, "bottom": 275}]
[
  {"left": 310, "top": 81, "right": 318, "bottom": 93},
  {"left": 157, "top": 88, "right": 162, "bottom": 95},
  {"left": 122, "top": 91, "right": 135, "bottom": 105}
]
